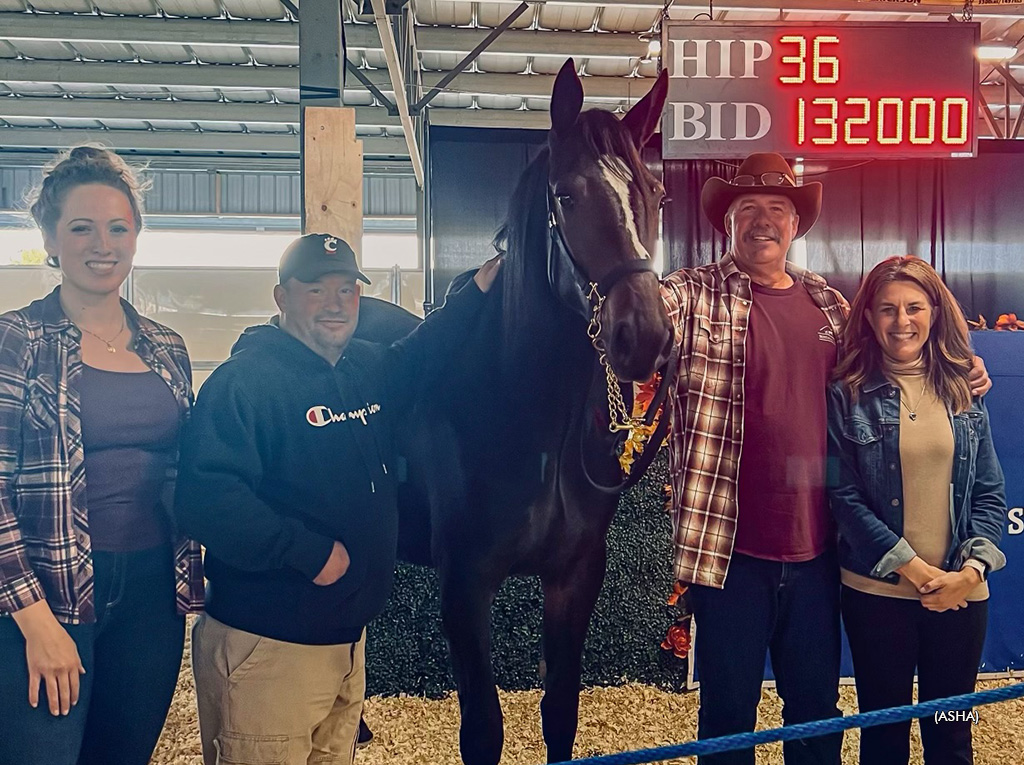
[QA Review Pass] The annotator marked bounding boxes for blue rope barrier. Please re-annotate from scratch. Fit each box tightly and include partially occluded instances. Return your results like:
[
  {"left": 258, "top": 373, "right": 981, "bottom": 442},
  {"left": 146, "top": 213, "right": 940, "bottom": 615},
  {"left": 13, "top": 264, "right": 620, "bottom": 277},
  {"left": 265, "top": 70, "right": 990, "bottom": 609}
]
[{"left": 567, "top": 682, "right": 1024, "bottom": 765}]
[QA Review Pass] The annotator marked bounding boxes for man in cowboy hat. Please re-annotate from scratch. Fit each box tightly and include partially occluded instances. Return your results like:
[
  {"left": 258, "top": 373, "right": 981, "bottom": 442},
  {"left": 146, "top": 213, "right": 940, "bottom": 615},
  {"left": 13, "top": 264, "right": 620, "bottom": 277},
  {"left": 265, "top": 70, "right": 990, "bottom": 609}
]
[{"left": 660, "top": 152, "right": 990, "bottom": 765}]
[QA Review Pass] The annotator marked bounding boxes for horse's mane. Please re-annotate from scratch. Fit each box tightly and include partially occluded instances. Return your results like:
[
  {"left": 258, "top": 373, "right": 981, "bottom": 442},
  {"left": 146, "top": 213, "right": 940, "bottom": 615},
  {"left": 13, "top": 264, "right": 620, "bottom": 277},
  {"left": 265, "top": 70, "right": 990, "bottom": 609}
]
[{"left": 493, "top": 109, "right": 649, "bottom": 381}]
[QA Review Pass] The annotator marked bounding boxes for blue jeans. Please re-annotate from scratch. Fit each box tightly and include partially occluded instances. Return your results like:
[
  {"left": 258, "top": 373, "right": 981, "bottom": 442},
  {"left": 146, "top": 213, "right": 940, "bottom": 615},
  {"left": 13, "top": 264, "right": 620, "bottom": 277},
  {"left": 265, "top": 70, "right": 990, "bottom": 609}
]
[
  {"left": 690, "top": 550, "right": 843, "bottom": 765},
  {"left": 0, "top": 545, "right": 186, "bottom": 765},
  {"left": 843, "top": 587, "right": 988, "bottom": 765}
]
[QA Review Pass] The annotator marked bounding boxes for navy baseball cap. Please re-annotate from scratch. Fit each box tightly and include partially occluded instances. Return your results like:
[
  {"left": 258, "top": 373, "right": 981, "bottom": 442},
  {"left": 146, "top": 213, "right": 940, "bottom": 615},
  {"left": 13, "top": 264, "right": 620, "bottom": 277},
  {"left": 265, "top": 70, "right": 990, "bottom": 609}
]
[{"left": 278, "top": 233, "right": 371, "bottom": 285}]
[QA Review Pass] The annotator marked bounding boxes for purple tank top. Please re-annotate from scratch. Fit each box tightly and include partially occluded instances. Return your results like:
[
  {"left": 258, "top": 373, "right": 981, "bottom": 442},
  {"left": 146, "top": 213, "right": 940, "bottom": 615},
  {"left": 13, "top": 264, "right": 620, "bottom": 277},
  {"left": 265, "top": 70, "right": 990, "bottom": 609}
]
[{"left": 79, "top": 366, "right": 180, "bottom": 552}]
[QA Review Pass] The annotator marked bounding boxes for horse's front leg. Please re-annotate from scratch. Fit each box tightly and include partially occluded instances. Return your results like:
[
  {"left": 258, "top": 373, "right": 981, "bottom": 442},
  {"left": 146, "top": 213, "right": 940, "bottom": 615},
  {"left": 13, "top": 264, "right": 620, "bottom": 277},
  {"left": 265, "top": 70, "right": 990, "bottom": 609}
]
[
  {"left": 440, "top": 563, "right": 504, "bottom": 765},
  {"left": 540, "top": 540, "right": 608, "bottom": 763}
]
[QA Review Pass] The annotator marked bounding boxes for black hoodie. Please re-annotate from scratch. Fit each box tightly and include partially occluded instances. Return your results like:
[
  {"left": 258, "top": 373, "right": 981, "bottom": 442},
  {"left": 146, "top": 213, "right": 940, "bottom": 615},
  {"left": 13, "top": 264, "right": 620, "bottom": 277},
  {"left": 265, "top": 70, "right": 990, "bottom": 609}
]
[{"left": 174, "top": 282, "right": 485, "bottom": 644}]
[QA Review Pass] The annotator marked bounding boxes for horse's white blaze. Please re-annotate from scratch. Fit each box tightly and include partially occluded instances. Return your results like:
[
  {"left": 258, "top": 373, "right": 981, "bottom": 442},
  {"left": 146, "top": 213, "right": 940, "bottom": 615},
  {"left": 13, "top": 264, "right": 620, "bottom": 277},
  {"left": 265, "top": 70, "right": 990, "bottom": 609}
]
[{"left": 600, "top": 158, "right": 651, "bottom": 261}]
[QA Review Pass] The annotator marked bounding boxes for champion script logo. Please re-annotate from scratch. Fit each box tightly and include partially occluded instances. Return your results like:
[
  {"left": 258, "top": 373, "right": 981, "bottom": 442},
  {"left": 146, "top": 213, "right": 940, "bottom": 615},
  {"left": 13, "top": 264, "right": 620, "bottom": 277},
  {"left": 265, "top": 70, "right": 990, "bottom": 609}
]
[{"left": 306, "top": 403, "right": 381, "bottom": 427}]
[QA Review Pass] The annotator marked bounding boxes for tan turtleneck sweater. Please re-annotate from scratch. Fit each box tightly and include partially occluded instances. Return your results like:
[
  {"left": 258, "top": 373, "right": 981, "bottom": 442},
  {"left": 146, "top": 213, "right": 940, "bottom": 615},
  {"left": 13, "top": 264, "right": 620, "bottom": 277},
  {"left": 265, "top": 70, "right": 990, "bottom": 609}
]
[{"left": 841, "top": 362, "right": 988, "bottom": 601}]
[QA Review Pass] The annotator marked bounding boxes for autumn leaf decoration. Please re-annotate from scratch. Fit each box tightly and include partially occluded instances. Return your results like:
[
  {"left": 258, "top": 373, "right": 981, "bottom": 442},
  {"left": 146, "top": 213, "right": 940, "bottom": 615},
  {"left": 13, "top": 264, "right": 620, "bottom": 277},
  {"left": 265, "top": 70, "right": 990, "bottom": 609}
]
[
  {"left": 968, "top": 313, "right": 1024, "bottom": 331},
  {"left": 618, "top": 373, "right": 664, "bottom": 475}
]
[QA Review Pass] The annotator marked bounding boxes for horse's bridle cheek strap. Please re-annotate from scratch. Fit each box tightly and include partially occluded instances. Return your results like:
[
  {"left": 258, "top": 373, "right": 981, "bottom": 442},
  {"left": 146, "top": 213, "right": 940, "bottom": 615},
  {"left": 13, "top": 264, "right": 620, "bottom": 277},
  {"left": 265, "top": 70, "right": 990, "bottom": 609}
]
[{"left": 595, "top": 260, "right": 657, "bottom": 300}]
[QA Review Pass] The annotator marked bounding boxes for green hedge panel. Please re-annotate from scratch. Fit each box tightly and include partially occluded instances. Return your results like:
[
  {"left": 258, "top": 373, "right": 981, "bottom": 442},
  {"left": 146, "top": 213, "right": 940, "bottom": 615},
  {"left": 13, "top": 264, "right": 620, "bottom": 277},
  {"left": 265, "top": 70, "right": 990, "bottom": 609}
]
[{"left": 365, "top": 451, "right": 687, "bottom": 698}]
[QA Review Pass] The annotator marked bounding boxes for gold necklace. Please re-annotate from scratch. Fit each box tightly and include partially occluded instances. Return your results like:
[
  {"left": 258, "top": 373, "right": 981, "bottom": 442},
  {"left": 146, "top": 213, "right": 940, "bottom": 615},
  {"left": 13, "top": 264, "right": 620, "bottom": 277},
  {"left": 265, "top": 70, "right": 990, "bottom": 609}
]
[
  {"left": 899, "top": 382, "right": 927, "bottom": 422},
  {"left": 78, "top": 315, "right": 126, "bottom": 354}
]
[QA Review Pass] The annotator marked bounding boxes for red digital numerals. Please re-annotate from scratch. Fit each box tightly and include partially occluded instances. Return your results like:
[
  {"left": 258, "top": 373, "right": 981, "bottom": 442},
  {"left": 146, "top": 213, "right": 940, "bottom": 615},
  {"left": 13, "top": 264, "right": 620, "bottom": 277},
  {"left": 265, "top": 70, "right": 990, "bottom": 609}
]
[
  {"left": 796, "top": 97, "right": 970, "bottom": 147},
  {"left": 779, "top": 35, "right": 971, "bottom": 150}
]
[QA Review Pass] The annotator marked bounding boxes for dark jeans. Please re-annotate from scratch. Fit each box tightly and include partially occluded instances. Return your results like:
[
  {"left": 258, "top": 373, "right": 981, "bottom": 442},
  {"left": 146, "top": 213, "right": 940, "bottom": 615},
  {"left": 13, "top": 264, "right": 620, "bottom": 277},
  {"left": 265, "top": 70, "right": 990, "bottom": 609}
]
[
  {"left": 842, "top": 586, "right": 988, "bottom": 765},
  {"left": 690, "top": 551, "right": 843, "bottom": 765},
  {"left": 0, "top": 545, "right": 185, "bottom": 765}
]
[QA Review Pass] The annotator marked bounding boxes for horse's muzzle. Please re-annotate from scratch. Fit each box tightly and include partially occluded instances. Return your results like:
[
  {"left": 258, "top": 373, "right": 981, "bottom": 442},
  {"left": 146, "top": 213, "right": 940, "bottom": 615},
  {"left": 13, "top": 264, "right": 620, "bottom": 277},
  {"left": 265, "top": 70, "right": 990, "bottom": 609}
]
[{"left": 607, "top": 316, "right": 674, "bottom": 382}]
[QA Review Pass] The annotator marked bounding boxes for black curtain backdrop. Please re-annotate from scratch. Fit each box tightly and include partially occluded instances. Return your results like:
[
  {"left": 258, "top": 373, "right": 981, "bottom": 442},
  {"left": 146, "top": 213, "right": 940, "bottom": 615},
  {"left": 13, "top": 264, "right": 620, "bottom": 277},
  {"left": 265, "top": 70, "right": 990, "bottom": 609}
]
[
  {"left": 428, "top": 126, "right": 545, "bottom": 300},
  {"left": 432, "top": 128, "right": 1023, "bottom": 321},
  {"left": 429, "top": 127, "right": 662, "bottom": 299},
  {"left": 663, "top": 158, "right": 733, "bottom": 271},
  {"left": 664, "top": 141, "right": 1024, "bottom": 320}
]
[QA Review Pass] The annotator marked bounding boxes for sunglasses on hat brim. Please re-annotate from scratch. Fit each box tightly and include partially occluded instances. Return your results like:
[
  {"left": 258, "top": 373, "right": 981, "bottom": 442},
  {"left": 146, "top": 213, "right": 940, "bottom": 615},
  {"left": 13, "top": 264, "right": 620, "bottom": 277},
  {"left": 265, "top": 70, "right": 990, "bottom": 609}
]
[{"left": 729, "top": 172, "right": 797, "bottom": 188}]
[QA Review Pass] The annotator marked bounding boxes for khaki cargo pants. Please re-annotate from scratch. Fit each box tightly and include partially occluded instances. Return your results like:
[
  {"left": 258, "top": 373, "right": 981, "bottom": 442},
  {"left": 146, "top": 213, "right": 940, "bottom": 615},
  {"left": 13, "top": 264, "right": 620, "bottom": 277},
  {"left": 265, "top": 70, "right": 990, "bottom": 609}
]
[{"left": 192, "top": 614, "right": 365, "bottom": 765}]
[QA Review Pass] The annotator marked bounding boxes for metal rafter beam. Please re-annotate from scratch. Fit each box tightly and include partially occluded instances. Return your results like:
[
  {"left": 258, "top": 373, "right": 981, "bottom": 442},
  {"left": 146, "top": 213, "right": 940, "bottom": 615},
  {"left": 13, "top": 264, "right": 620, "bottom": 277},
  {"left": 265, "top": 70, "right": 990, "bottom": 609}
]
[
  {"left": 369, "top": 0, "right": 423, "bottom": 186},
  {"left": 0, "top": 126, "right": 406, "bottom": 154},
  {"left": 993, "top": 63, "right": 1024, "bottom": 103},
  {"left": 0, "top": 98, "right": 397, "bottom": 126},
  {"left": 0, "top": 59, "right": 301, "bottom": 89},
  {"left": 0, "top": 14, "right": 649, "bottom": 59},
  {"left": 665, "top": 0, "right": 993, "bottom": 15},
  {"left": 346, "top": 61, "right": 395, "bottom": 112},
  {"left": 414, "top": 1, "right": 531, "bottom": 113},
  {"left": 6, "top": 61, "right": 1024, "bottom": 114},
  {"left": 0, "top": 60, "right": 652, "bottom": 100},
  {"left": 0, "top": 14, "right": 301, "bottom": 47},
  {"left": 979, "top": 91, "right": 1004, "bottom": 139},
  {"left": 0, "top": 96, "right": 560, "bottom": 129}
]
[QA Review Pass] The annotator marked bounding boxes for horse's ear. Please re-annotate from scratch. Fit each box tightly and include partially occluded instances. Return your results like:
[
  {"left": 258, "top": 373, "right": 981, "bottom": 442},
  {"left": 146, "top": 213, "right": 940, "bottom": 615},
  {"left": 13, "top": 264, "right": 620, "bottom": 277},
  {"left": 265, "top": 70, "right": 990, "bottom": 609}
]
[
  {"left": 550, "top": 58, "right": 584, "bottom": 136},
  {"left": 620, "top": 69, "right": 668, "bottom": 148}
]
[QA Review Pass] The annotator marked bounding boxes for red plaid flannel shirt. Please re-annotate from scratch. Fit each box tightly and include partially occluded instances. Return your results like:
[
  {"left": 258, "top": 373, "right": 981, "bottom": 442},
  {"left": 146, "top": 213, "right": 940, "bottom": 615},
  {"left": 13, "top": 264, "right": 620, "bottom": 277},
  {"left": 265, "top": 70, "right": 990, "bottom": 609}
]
[{"left": 660, "top": 254, "right": 849, "bottom": 588}]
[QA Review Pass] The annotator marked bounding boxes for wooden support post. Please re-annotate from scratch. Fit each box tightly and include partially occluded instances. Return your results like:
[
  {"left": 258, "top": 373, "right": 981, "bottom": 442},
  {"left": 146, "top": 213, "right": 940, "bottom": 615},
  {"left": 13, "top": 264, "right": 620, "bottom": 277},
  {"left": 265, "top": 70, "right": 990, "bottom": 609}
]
[{"left": 302, "top": 106, "right": 364, "bottom": 255}]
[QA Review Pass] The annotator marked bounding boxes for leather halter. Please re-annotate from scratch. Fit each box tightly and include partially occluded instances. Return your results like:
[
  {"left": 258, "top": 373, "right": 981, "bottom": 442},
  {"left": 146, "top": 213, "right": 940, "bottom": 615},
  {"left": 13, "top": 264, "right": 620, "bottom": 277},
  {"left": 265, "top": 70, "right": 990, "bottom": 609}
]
[
  {"left": 546, "top": 188, "right": 656, "bottom": 321},
  {"left": 544, "top": 187, "right": 678, "bottom": 494}
]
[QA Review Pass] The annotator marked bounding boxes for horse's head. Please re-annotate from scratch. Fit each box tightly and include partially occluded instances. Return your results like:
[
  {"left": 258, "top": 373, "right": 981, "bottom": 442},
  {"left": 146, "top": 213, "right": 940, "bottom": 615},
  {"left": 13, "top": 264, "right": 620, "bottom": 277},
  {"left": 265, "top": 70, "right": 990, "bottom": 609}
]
[{"left": 546, "top": 59, "right": 674, "bottom": 382}]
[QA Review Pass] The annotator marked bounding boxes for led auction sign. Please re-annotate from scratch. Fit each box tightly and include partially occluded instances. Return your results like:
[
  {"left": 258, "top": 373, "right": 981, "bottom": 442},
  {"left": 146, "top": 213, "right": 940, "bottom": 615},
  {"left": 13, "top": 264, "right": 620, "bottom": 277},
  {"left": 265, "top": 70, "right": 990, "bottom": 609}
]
[{"left": 661, "top": 22, "right": 980, "bottom": 159}]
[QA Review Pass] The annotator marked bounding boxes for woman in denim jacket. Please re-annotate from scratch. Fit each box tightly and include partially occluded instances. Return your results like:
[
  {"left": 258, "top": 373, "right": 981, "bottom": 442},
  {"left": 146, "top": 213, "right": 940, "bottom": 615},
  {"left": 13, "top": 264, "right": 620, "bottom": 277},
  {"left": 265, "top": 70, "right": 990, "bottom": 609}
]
[
  {"left": 827, "top": 256, "right": 1006, "bottom": 765},
  {"left": 0, "top": 146, "right": 204, "bottom": 765}
]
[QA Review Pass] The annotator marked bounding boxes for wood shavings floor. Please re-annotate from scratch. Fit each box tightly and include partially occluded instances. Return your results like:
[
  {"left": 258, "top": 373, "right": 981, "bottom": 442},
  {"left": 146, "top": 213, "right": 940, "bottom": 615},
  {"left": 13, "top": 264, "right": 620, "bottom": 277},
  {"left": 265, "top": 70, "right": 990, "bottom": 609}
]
[{"left": 153, "top": 626, "right": 1024, "bottom": 764}]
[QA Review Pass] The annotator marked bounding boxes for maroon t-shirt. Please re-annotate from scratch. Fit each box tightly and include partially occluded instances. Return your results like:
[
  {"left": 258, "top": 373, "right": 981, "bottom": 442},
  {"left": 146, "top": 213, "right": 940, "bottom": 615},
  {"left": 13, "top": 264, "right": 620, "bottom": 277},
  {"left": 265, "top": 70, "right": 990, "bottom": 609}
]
[{"left": 733, "top": 280, "right": 837, "bottom": 562}]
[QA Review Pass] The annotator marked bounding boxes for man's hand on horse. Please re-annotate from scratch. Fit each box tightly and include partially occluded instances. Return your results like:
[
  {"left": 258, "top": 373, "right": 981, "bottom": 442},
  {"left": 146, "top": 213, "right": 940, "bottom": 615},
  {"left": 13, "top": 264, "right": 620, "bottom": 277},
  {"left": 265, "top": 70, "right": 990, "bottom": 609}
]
[{"left": 473, "top": 254, "right": 503, "bottom": 293}]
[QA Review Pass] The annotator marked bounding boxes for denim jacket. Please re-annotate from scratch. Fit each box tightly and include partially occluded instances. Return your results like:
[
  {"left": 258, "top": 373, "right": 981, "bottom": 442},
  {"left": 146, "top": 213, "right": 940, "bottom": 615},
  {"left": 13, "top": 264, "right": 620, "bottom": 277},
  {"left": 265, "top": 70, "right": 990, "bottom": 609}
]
[{"left": 826, "top": 371, "right": 1006, "bottom": 584}]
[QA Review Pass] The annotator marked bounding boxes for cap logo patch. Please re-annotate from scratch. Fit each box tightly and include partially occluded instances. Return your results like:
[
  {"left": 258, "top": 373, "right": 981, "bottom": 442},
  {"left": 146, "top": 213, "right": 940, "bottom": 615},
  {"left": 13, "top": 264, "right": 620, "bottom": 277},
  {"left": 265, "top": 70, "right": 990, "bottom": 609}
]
[{"left": 324, "top": 236, "right": 339, "bottom": 254}]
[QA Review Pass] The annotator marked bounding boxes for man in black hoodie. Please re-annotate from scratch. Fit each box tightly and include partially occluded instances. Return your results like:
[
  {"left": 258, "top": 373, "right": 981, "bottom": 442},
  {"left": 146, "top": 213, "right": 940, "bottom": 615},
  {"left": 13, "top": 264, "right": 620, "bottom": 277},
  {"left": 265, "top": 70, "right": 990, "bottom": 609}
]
[{"left": 175, "top": 233, "right": 500, "bottom": 765}]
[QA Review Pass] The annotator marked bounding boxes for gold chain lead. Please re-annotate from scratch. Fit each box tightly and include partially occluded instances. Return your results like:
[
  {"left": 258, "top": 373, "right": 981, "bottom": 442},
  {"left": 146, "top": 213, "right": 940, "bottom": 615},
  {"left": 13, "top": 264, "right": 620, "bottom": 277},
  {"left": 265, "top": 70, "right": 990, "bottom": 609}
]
[{"left": 587, "top": 283, "right": 647, "bottom": 433}]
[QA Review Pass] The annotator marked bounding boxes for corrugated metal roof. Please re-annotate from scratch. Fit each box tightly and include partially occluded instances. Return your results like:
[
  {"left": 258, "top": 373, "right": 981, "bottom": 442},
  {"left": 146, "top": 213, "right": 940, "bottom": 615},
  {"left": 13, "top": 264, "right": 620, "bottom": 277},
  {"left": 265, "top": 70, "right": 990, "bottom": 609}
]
[
  {"left": 477, "top": 2, "right": 535, "bottom": 30},
  {"left": 1, "top": 0, "right": 1022, "bottom": 158}
]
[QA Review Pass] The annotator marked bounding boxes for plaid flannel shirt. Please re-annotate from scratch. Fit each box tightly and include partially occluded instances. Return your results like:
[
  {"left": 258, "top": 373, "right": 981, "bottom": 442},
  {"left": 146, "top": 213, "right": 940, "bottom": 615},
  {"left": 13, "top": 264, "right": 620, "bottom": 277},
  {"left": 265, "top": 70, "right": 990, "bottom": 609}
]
[
  {"left": 660, "top": 254, "right": 849, "bottom": 589},
  {"left": 0, "top": 288, "right": 204, "bottom": 623}
]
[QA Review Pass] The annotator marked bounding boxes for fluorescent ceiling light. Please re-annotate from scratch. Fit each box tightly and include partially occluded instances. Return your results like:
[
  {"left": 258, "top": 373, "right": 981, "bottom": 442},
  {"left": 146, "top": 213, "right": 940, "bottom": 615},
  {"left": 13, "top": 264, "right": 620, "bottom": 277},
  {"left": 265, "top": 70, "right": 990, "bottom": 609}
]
[{"left": 978, "top": 45, "right": 1018, "bottom": 61}]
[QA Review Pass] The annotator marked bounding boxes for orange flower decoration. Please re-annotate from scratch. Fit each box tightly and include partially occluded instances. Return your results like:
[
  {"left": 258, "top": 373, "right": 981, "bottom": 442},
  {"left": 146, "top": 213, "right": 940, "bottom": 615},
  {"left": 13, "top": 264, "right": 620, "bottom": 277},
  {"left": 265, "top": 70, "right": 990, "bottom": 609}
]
[
  {"left": 666, "top": 581, "right": 688, "bottom": 607},
  {"left": 995, "top": 313, "right": 1024, "bottom": 331},
  {"left": 660, "top": 623, "right": 692, "bottom": 660}
]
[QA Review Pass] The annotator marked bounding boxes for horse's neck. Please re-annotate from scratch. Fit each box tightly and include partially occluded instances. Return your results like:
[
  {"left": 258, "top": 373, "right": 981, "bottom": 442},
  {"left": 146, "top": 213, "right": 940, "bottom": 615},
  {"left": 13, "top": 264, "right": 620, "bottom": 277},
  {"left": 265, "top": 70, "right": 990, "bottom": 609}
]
[{"left": 500, "top": 310, "right": 594, "bottom": 430}]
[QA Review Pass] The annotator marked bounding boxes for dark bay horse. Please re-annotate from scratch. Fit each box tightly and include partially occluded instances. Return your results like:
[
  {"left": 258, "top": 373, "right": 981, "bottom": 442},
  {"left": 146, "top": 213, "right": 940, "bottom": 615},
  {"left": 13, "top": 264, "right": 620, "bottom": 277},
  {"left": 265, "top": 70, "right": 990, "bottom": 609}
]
[{"left": 358, "top": 60, "right": 673, "bottom": 765}]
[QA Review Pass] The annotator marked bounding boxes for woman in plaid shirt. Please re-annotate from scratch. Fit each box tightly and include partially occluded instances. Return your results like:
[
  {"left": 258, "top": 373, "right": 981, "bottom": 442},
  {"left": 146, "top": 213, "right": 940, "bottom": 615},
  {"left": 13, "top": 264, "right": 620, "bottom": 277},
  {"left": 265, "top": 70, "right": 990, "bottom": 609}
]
[{"left": 0, "top": 146, "right": 203, "bottom": 765}]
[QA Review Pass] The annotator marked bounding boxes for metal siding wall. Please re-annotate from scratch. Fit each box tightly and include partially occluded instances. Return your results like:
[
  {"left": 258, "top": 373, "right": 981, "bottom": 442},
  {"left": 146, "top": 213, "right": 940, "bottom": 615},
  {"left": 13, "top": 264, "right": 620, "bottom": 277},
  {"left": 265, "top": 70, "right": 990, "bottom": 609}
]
[
  {"left": 0, "top": 167, "right": 41, "bottom": 212},
  {"left": 148, "top": 171, "right": 216, "bottom": 214},
  {"left": 0, "top": 166, "right": 416, "bottom": 218},
  {"left": 364, "top": 175, "right": 417, "bottom": 216}
]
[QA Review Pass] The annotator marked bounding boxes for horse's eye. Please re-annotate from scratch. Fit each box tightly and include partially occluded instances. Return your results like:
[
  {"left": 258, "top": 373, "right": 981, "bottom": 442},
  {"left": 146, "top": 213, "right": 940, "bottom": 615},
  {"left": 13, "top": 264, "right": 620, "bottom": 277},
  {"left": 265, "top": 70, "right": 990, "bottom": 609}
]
[{"left": 556, "top": 193, "right": 575, "bottom": 211}]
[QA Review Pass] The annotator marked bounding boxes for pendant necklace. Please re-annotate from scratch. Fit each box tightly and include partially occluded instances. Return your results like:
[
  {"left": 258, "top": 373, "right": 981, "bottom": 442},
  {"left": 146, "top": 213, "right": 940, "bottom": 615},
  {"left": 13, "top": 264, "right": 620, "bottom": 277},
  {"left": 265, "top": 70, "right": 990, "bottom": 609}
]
[
  {"left": 900, "top": 383, "right": 927, "bottom": 422},
  {"left": 78, "top": 315, "right": 126, "bottom": 354}
]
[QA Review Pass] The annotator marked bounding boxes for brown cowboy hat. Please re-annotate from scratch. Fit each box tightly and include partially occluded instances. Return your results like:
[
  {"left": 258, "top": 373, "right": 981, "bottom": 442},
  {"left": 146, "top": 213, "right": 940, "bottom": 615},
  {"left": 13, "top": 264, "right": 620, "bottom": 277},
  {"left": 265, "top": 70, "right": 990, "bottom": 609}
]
[{"left": 701, "top": 152, "right": 822, "bottom": 239}]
